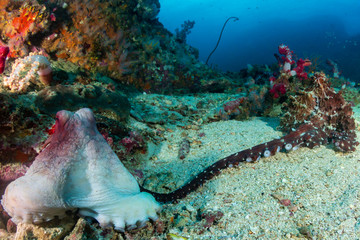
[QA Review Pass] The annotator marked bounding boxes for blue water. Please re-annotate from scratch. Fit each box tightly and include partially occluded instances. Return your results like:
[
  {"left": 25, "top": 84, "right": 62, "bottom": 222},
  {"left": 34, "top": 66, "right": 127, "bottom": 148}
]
[{"left": 159, "top": 0, "right": 360, "bottom": 80}]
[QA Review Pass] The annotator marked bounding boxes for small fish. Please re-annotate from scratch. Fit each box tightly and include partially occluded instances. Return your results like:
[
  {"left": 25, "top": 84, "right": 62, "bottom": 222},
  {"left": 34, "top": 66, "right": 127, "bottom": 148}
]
[{"left": 167, "top": 233, "right": 188, "bottom": 240}]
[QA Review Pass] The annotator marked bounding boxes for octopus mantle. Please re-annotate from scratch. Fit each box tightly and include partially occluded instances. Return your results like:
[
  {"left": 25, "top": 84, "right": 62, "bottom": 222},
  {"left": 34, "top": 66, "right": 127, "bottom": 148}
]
[{"left": 1, "top": 108, "right": 160, "bottom": 231}]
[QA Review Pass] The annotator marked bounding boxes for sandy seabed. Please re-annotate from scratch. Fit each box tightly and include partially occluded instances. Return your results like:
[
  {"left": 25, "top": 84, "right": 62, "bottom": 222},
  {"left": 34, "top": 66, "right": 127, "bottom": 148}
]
[{"left": 130, "top": 94, "right": 360, "bottom": 240}]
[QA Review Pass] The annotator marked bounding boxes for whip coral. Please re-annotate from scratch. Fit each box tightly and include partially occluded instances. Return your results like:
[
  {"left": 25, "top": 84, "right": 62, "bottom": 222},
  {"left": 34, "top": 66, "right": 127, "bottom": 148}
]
[{"left": 206, "top": 16, "right": 239, "bottom": 65}]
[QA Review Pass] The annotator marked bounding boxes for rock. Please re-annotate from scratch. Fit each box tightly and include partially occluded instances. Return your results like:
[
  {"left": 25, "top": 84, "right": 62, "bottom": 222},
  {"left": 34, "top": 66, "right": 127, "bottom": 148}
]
[
  {"left": 7, "top": 219, "right": 16, "bottom": 233},
  {"left": 14, "top": 216, "right": 76, "bottom": 240},
  {"left": 64, "top": 218, "right": 122, "bottom": 240},
  {"left": 0, "top": 229, "right": 13, "bottom": 240},
  {"left": 0, "top": 219, "right": 5, "bottom": 230},
  {"left": 35, "top": 85, "right": 130, "bottom": 120}
]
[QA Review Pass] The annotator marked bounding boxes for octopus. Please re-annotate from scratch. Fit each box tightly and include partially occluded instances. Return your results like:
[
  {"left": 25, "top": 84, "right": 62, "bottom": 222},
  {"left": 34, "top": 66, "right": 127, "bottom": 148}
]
[
  {"left": 142, "top": 73, "right": 358, "bottom": 202},
  {"left": 1, "top": 108, "right": 160, "bottom": 231},
  {"left": 1, "top": 72, "right": 358, "bottom": 232}
]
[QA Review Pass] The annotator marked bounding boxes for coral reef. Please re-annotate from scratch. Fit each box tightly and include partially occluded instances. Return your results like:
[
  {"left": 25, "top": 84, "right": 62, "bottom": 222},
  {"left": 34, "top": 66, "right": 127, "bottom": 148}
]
[
  {"left": 269, "top": 82, "right": 286, "bottom": 99},
  {"left": 43, "top": 0, "right": 134, "bottom": 77},
  {"left": 0, "top": 0, "right": 52, "bottom": 57},
  {"left": 175, "top": 20, "right": 195, "bottom": 43},
  {"left": 1, "top": 0, "right": 211, "bottom": 93},
  {"left": 134, "top": 0, "right": 160, "bottom": 21},
  {"left": 0, "top": 0, "right": 359, "bottom": 237},
  {"left": 0, "top": 92, "right": 47, "bottom": 162}
]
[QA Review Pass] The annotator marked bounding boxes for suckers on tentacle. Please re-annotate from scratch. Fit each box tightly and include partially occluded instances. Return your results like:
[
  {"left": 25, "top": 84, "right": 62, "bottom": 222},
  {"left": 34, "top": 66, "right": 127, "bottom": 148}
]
[
  {"left": 141, "top": 72, "right": 358, "bottom": 203},
  {"left": 141, "top": 122, "right": 331, "bottom": 203}
]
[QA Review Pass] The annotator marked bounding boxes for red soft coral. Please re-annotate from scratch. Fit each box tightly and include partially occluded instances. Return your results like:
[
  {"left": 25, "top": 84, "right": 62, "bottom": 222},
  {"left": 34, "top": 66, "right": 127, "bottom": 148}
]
[
  {"left": 269, "top": 83, "right": 286, "bottom": 99},
  {"left": 6, "top": 7, "right": 39, "bottom": 38},
  {"left": 0, "top": 46, "right": 9, "bottom": 74},
  {"left": 293, "top": 58, "right": 311, "bottom": 80}
]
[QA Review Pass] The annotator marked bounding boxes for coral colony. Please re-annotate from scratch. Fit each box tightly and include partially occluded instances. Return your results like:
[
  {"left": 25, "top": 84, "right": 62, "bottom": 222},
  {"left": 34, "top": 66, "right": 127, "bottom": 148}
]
[
  {"left": 175, "top": 20, "right": 195, "bottom": 43},
  {"left": 3, "top": 54, "right": 52, "bottom": 92},
  {"left": 0, "top": 46, "right": 9, "bottom": 74},
  {"left": 277, "top": 44, "right": 311, "bottom": 80}
]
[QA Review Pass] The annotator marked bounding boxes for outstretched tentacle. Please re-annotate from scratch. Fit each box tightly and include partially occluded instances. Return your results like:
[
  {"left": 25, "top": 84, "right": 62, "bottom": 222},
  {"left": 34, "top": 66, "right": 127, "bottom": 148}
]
[{"left": 141, "top": 123, "right": 329, "bottom": 203}]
